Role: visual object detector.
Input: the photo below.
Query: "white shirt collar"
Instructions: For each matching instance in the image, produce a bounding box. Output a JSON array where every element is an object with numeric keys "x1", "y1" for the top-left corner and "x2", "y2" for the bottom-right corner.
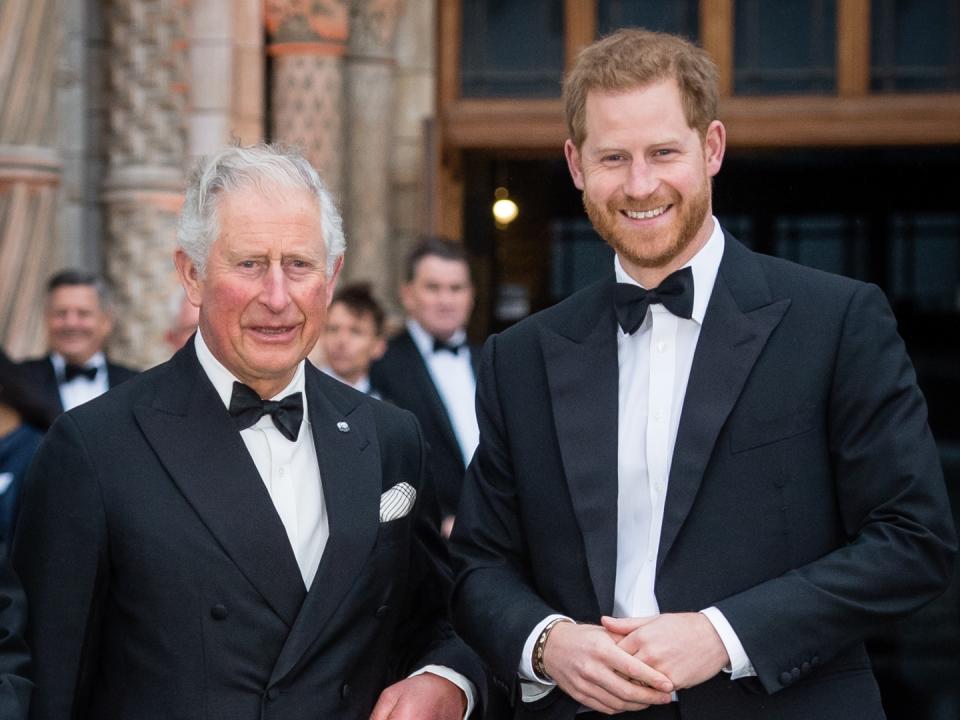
[
  {"x1": 406, "y1": 318, "x2": 467, "y2": 357},
  {"x1": 321, "y1": 366, "x2": 372, "y2": 394},
  {"x1": 193, "y1": 329, "x2": 307, "y2": 412},
  {"x1": 613, "y1": 215, "x2": 725, "y2": 325}
]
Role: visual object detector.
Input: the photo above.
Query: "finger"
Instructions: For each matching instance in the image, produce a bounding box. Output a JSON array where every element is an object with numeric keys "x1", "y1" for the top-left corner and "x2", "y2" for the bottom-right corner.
[
  {"x1": 369, "y1": 691, "x2": 398, "y2": 720},
  {"x1": 610, "y1": 649, "x2": 674, "y2": 694},
  {"x1": 601, "y1": 615, "x2": 657, "y2": 634}
]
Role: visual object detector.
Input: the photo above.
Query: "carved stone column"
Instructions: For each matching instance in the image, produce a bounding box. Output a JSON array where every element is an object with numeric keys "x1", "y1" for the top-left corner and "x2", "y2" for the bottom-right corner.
[
  {"x1": 101, "y1": 0, "x2": 189, "y2": 368},
  {"x1": 0, "y1": 0, "x2": 63, "y2": 356},
  {"x1": 342, "y1": 0, "x2": 403, "y2": 288},
  {"x1": 266, "y1": 0, "x2": 349, "y2": 201}
]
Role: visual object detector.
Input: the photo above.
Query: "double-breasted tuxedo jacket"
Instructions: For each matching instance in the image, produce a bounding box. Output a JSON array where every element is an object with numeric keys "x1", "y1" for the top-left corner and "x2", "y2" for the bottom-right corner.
[
  {"x1": 449, "y1": 234, "x2": 956, "y2": 720},
  {"x1": 12, "y1": 343, "x2": 484, "y2": 720},
  {"x1": 371, "y1": 331, "x2": 480, "y2": 518},
  {"x1": 17, "y1": 355, "x2": 137, "y2": 420}
]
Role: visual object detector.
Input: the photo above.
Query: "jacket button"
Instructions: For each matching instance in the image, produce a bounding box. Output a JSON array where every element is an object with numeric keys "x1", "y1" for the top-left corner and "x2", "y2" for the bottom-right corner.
[
  {"x1": 811, "y1": 655, "x2": 820, "y2": 666},
  {"x1": 266, "y1": 687, "x2": 280, "y2": 701},
  {"x1": 341, "y1": 683, "x2": 351, "y2": 700},
  {"x1": 801, "y1": 661, "x2": 811, "y2": 675},
  {"x1": 791, "y1": 667, "x2": 801, "y2": 681},
  {"x1": 210, "y1": 604, "x2": 228, "y2": 620},
  {"x1": 779, "y1": 671, "x2": 793, "y2": 686},
  {"x1": 375, "y1": 605, "x2": 389, "y2": 618}
]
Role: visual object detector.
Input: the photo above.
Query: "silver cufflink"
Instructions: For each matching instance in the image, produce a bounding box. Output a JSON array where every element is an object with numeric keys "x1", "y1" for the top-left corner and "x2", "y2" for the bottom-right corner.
[{"x1": 337, "y1": 421, "x2": 350, "y2": 433}]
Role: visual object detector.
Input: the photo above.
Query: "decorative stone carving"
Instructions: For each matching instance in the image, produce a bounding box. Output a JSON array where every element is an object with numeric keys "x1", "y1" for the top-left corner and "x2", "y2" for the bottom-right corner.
[
  {"x1": 101, "y1": 0, "x2": 189, "y2": 368},
  {"x1": 0, "y1": 0, "x2": 63, "y2": 356}
]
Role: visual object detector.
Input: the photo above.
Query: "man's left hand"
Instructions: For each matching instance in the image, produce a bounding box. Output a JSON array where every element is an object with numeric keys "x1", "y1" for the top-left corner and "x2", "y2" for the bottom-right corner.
[
  {"x1": 601, "y1": 613, "x2": 729, "y2": 691},
  {"x1": 370, "y1": 673, "x2": 467, "y2": 720}
]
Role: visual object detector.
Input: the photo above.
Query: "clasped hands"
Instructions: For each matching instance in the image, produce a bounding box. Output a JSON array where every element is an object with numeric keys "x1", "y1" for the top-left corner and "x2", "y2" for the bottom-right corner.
[{"x1": 542, "y1": 613, "x2": 730, "y2": 715}]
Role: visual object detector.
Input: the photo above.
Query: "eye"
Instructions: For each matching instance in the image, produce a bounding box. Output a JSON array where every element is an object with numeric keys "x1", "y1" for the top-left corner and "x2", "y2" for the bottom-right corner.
[
  {"x1": 653, "y1": 148, "x2": 676, "y2": 158},
  {"x1": 602, "y1": 153, "x2": 626, "y2": 163},
  {"x1": 238, "y1": 260, "x2": 258, "y2": 269}
]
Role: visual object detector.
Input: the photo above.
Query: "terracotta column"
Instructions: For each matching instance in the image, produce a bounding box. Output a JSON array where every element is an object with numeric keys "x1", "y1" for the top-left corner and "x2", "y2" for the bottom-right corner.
[
  {"x1": 342, "y1": 0, "x2": 404, "y2": 287},
  {"x1": 0, "y1": 0, "x2": 63, "y2": 356},
  {"x1": 265, "y1": 0, "x2": 349, "y2": 201},
  {"x1": 101, "y1": 0, "x2": 189, "y2": 368}
]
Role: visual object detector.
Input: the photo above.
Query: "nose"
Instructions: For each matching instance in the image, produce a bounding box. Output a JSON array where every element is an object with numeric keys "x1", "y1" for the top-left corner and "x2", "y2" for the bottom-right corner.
[
  {"x1": 622, "y1": 158, "x2": 659, "y2": 199},
  {"x1": 261, "y1": 263, "x2": 291, "y2": 312}
]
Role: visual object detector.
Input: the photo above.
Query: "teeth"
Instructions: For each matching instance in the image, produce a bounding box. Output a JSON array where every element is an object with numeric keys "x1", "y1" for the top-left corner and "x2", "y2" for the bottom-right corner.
[{"x1": 625, "y1": 206, "x2": 667, "y2": 220}]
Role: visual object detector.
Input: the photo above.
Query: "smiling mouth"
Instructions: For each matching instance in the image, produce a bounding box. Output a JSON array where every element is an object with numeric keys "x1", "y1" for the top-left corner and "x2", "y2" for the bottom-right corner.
[
  {"x1": 623, "y1": 205, "x2": 670, "y2": 220},
  {"x1": 251, "y1": 326, "x2": 295, "y2": 336}
]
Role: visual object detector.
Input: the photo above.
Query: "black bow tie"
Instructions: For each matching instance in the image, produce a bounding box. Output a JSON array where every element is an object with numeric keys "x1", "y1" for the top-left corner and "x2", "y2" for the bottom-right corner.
[
  {"x1": 228, "y1": 382, "x2": 303, "y2": 442},
  {"x1": 63, "y1": 363, "x2": 99, "y2": 382},
  {"x1": 433, "y1": 337, "x2": 464, "y2": 355},
  {"x1": 615, "y1": 266, "x2": 695, "y2": 334}
]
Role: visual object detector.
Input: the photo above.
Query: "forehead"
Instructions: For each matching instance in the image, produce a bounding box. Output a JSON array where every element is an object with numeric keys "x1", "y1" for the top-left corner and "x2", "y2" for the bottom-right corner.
[
  {"x1": 215, "y1": 186, "x2": 324, "y2": 253},
  {"x1": 412, "y1": 255, "x2": 471, "y2": 284},
  {"x1": 48, "y1": 285, "x2": 102, "y2": 311},
  {"x1": 583, "y1": 79, "x2": 690, "y2": 143},
  {"x1": 328, "y1": 302, "x2": 375, "y2": 327}
]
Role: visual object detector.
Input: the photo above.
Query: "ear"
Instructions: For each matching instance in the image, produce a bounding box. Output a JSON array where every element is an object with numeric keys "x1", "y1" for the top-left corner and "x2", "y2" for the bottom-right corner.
[
  {"x1": 703, "y1": 120, "x2": 726, "y2": 178},
  {"x1": 370, "y1": 336, "x2": 387, "y2": 362},
  {"x1": 564, "y1": 139, "x2": 586, "y2": 190},
  {"x1": 174, "y1": 249, "x2": 203, "y2": 307},
  {"x1": 325, "y1": 256, "x2": 344, "y2": 307},
  {"x1": 399, "y1": 282, "x2": 414, "y2": 314}
]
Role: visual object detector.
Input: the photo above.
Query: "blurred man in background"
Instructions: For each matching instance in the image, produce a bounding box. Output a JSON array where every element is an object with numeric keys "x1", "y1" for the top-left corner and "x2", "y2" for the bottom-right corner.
[{"x1": 321, "y1": 283, "x2": 386, "y2": 398}]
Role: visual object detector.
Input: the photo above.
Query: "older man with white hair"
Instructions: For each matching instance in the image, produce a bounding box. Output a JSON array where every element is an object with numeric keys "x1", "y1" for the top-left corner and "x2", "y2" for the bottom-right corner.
[{"x1": 12, "y1": 144, "x2": 485, "y2": 720}]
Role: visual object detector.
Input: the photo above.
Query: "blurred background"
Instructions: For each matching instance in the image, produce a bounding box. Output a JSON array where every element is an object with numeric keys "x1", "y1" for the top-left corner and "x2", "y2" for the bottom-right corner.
[{"x1": 0, "y1": 1, "x2": 957, "y2": 716}]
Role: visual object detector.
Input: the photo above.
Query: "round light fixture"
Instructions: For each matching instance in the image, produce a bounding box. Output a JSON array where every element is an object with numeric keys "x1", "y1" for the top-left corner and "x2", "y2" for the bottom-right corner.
[{"x1": 492, "y1": 186, "x2": 519, "y2": 227}]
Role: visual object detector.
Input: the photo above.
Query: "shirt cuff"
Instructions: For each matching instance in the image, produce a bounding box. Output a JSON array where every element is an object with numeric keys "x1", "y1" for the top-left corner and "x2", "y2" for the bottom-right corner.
[
  {"x1": 699, "y1": 607, "x2": 757, "y2": 680},
  {"x1": 411, "y1": 665, "x2": 477, "y2": 719},
  {"x1": 516, "y1": 613, "x2": 572, "y2": 702}
]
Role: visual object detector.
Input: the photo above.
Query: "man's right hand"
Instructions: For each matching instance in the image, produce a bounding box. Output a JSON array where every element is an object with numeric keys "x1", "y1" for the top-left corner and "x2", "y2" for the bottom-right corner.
[{"x1": 542, "y1": 621, "x2": 674, "y2": 714}]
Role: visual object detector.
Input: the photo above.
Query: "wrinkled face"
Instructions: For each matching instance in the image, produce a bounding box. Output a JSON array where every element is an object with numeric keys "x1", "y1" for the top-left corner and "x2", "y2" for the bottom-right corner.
[
  {"x1": 322, "y1": 302, "x2": 385, "y2": 385},
  {"x1": 46, "y1": 285, "x2": 113, "y2": 365},
  {"x1": 176, "y1": 186, "x2": 341, "y2": 398},
  {"x1": 564, "y1": 79, "x2": 725, "y2": 283},
  {"x1": 400, "y1": 256, "x2": 474, "y2": 342}
]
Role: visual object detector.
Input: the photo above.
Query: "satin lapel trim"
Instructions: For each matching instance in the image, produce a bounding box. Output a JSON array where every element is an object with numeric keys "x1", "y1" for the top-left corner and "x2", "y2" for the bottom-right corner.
[
  {"x1": 656, "y1": 268, "x2": 790, "y2": 574},
  {"x1": 270, "y1": 372, "x2": 379, "y2": 684},
  {"x1": 132, "y1": 354, "x2": 306, "y2": 627},
  {"x1": 540, "y1": 288, "x2": 620, "y2": 615},
  {"x1": 400, "y1": 333, "x2": 463, "y2": 464}
]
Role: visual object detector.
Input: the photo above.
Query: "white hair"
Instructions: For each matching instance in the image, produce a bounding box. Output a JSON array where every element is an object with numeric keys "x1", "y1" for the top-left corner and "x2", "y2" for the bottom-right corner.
[{"x1": 176, "y1": 144, "x2": 345, "y2": 277}]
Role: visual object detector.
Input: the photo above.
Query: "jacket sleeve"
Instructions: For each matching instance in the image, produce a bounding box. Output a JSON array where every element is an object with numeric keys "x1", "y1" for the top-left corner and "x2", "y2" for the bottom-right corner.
[
  {"x1": 11, "y1": 413, "x2": 110, "y2": 720},
  {"x1": 715, "y1": 282, "x2": 957, "y2": 693},
  {"x1": 0, "y1": 555, "x2": 32, "y2": 720}
]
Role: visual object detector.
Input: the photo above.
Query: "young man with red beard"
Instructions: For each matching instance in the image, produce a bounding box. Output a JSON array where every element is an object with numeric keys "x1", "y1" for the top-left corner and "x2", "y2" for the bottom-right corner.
[{"x1": 449, "y1": 28, "x2": 955, "y2": 720}]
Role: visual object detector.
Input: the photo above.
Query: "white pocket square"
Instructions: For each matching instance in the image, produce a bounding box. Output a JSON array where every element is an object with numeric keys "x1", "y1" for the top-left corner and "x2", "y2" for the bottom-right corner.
[{"x1": 379, "y1": 482, "x2": 416, "y2": 523}]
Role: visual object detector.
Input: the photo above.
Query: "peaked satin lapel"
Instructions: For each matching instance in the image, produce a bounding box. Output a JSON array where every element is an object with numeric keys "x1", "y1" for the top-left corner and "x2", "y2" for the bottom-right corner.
[
  {"x1": 270, "y1": 366, "x2": 380, "y2": 685},
  {"x1": 540, "y1": 278, "x2": 620, "y2": 615},
  {"x1": 398, "y1": 332, "x2": 462, "y2": 462},
  {"x1": 657, "y1": 238, "x2": 791, "y2": 573},
  {"x1": 132, "y1": 345, "x2": 306, "y2": 627}
]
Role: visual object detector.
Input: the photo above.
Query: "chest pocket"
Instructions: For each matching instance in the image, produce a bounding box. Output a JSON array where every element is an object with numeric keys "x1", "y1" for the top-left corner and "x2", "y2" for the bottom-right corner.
[{"x1": 730, "y1": 404, "x2": 818, "y2": 454}]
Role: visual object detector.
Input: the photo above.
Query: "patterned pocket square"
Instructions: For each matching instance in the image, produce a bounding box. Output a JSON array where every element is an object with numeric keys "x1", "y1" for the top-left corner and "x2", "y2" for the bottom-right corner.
[{"x1": 379, "y1": 482, "x2": 417, "y2": 522}]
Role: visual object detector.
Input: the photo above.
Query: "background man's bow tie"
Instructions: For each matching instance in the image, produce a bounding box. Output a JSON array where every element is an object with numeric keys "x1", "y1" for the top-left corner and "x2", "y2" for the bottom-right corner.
[{"x1": 63, "y1": 364, "x2": 98, "y2": 382}]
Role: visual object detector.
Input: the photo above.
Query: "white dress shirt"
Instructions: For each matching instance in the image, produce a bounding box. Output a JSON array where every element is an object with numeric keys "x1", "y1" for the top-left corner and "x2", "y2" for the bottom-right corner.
[
  {"x1": 195, "y1": 331, "x2": 328, "y2": 589},
  {"x1": 519, "y1": 219, "x2": 754, "y2": 701},
  {"x1": 320, "y1": 367, "x2": 380, "y2": 399},
  {"x1": 53, "y1": 351, "x2": 110, "y2": 411},
  {"x1": 195, "y1": 332, "x2": 476, "y2": 716},
  {"x1": 407, "y1": 319, "x2": 479, "y2": 467}
]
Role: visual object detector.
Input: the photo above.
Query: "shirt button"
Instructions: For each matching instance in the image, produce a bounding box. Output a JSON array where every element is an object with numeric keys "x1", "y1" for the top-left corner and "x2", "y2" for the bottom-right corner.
[
  {"x1": 652, "y1": 410, "x2": 662, "y2": 421},
  {"x1": 647, "y1": 551, "x2": 655, "y2": 562},
  {"x1": 654, "y1": 482, "x2": 665, "y2": 494},
  {"x1": 657, "y1": 341, "x2": 667, "y2": 352}
]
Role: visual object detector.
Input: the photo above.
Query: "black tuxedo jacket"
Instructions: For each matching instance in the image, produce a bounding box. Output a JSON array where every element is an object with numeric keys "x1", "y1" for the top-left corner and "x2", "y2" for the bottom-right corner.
[
  {"x1": 12, "y1": 343, "x2": 484, "y2": 720},
  {"x1": 449, "y1": 235, "x2": 956, "y2": 720},
  {"x1": 17, "y1": 355, "x2": 137, "y2": 419},
  {"x1": 0, "y1": 556, "x2": 31, "y2": 719},
  {"x1": 371, "y1": 330, "x2": 479, "y2": 518}
]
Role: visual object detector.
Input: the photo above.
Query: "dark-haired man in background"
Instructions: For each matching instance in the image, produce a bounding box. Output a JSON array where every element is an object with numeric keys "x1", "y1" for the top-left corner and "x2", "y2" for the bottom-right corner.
[
  {"x1": 321, "y1": 283, "x2": 387, "y2": 398},
  {"x1": 371, "y1": 238, "x2": 478, "y2": 537},
  {"x1": 18, "y1": 270, "x2": 136, "y2": 419}
]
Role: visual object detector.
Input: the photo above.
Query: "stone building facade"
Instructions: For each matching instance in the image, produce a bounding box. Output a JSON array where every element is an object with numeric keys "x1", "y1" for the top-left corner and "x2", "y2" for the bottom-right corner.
[{"x1": 0, "y1": 0, "x2": 435, "y2": 368}]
